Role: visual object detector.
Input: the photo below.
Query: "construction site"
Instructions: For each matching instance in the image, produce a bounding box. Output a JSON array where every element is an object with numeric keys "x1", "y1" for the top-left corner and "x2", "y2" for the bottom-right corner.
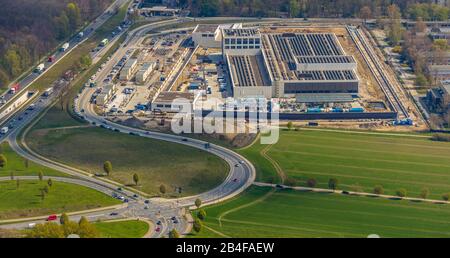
[{"x1": 86, "y1": 21, "x2": 427, "y2": 132}]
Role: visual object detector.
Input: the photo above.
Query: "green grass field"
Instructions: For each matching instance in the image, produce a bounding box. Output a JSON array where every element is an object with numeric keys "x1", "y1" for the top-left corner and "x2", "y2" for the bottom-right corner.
[
  {"x1": 26, "y1": 124, "x2": 228, "y2": 197},
  {"x1": 0, "y1": 180, "x2": 120, "y2": 220},
  {"x1": 21, "y1": 1, "x2": 228, "y2": 197},
  {"x1": 240, "y1": 129, "x2": 450, "y2": 199},
  {"x1": 31, "y1": 106, "x2": 84, "y2": 130},
  {"x1": 191, "y1": 186, "x2": 450, "y2": 238},
  {"x1": 0, "y1": 142, "x2": 67, "y2": 178},
  {"x1": 95, "y1": 220, "x2": 149, "y2": 238}
]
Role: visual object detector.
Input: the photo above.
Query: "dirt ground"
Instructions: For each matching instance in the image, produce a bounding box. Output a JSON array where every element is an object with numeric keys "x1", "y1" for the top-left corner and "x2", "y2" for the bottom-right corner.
[
  {"x1": 258, "y1": 25, "x2": 428, "y2": 131},
  {"x1": 114, "y1": 116, "x2": 257, "y2": 148},
  {"x1": 260, "y1": 25, "x2": 387, "y2": 111},
  {"x1": 281, "y1": 120, "x2": 427, "y2": 132}
]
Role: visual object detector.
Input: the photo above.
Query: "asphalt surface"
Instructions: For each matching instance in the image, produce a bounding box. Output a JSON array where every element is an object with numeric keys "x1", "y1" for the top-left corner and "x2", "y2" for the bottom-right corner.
[
  {"x1": 0, "y1": 0, "x2": 129, "y2": 114},
  {"x1": 0, "y1": 16, "x2": 259, "y2": 237}
]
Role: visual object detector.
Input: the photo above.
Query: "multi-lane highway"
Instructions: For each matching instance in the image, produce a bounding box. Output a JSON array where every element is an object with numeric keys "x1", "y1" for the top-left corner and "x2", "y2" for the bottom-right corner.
[
  {"x1": 0, "y1": 16, "x2": 258, "y2": 237},
  {"x1": 0, "y1": 0, "x2": 129, "y2": 116},
  {"x1": 0, "y1": 13, "x2": 375, "y2": 237}
]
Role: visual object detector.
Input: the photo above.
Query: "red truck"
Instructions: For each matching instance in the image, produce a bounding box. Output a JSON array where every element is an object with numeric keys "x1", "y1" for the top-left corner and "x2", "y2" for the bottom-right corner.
[
  {"x1": 10, "y1": 83, "x2": 20, "y2": 94},
  {"x1": 46, "y1": 214, "x2": 57, "y2": 221}
]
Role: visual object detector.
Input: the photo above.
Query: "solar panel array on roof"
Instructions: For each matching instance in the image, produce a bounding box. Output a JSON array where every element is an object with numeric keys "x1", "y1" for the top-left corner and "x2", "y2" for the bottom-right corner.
[
  {"x1": 223, "y1": 28, "x2": 260, "y2": 37},
  {"x1": 268, "y1": 33, "x2": 344, "y2": 61},
  {"x1": 260, "y1": 32, "x2": 358, "y2": 83},
  {"x1": 295, "y1": 70, "x2": 357, "y2": 81},
  {"x1": 230, "y1": 56, "x2": 256, "y2": 87},
  {"x1": 290, "y1": 35, "x2": 313, "y2": 56},
  {"x1": 296, "y1": 93, "x2": 355, "y2": 103},
  {"x1": 297, "y1": 56, "x2": 355, "y2": 64},
  {"x1": 229, "y1": 55, "x2": 270, "y2": 87}
]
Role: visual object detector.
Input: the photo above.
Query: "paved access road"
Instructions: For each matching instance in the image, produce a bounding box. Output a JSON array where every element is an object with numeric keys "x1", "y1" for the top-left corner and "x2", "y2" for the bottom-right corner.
[
  {"x1": 0, "y1": 15, "x2": 371, "y2": 237},
  {"x1": 0, "y1": 17, "x2": 259, "y2": 238},
  {"x1": 0, "y1": 0, "x2": 129, "y2": 114}
]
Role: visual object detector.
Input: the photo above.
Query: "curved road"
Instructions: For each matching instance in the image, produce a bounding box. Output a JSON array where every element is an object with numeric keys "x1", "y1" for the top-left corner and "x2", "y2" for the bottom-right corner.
[
  {"x1": 0, "y1": 17, "x2": 259, "y2": 237},
  {"x1": 2, "y1": 12, "x2": 364, "y2": 236}
]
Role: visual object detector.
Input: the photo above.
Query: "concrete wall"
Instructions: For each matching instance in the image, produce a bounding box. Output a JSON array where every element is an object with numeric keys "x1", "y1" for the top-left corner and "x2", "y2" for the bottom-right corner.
[
  {"x1": 192, "y1": 33, "x2": 221, "y2": 48},
  {"x1": 233, "y1": 86, "x2": 273, "y2": 99},
  {"x1": 283, "y1": 81, "x2": 359, "y2": 96}
]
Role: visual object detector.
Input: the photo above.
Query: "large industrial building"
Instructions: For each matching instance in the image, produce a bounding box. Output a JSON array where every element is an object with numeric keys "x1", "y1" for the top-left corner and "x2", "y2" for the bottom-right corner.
[
  {"x1": 192, "y1": 23, "x2": 242, "y2": 49},
  {"x1": 193, "y1": 24, "x2": 360, "y2": 100}
]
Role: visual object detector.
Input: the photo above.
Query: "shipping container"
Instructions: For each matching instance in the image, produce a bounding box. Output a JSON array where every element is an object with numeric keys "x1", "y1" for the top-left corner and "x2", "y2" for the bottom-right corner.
[
  {"x1": 307, "y1": 108, "x2": 323, "y2": 113},
  {"x1": 349, "y1": 107, "x2": 364, "y2": 113}
]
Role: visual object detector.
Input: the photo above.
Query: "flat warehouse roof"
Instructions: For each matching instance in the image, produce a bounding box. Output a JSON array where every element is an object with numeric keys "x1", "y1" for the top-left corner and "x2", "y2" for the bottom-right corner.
[
  {"x1": 296, "y1": 55, "x2": 355, "y2": 64},
  {"x1": 296, "y1": 93, "x2": 355, "y2": 103},
  {"x1": 267, "y1": 33, "x2": 344, "y2": 61},
  {"x1": 153, "y1": 92, "x2": 194, "y2": 102},
  {"x1": 123, "y1": 58, "x2": 137, "y2": 69},
  {"x1": 194, "y1": 24, "x2": 219, "y2": 33},
  {"x1": 261, "y1": 32, "x2": 358, "y2": 82},
  {"x1": 194, "y1": 24, "x2": 239, "y2": 34},
  {"x1": 228, "y1": 54, "x2": 271, "y2": 87},
  {"x1": 223, "y1": 28, "x2": 260, "y2": 37},
  {"x1": 295, "y1": 70, "x2": 357, "y2": 81}
]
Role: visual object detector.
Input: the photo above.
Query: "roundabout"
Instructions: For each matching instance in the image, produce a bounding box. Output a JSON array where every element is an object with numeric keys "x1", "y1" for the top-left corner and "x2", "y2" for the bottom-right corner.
[{"x1": 0, "y1": 18, "x2": 258, "y2": 238}]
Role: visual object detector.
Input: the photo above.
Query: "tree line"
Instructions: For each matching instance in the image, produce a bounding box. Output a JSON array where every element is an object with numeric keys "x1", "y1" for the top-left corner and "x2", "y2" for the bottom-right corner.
[
  {"x1": 0, "y1": 0, "x2": 111, "y2": 90},
  {"x1": 178, "y1": 0, "x2": 449, "y2": 20}
]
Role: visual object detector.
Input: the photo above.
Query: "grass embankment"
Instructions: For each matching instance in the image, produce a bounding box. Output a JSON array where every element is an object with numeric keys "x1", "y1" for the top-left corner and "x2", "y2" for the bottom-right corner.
[
  {"x1": 191, "y1": 186, "x2": 450, "y2": 238},
  {"x1": 26, "y1": 124, "x2": 228, "y2": 197},
  {"x1": 22, "y1": 1, "x2": 228, "y2": 197},
  {"x1": 0, "y1": 142, "x2": 67, "y2": 178},
  {"x1": 0, "y1": 180, "x2": 120, "y2": 220},
  {"x1": 95, "y1": 220, "x2": 149, "y2": 238},
  {"x1": 242, "y1": 129, "x2": 450, "y2": 199}
]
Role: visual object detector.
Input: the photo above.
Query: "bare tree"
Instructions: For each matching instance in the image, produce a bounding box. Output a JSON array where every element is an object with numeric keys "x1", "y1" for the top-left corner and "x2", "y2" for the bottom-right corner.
[{"x1": 359, "y1": 6, "x2": 372, "y2": 23}]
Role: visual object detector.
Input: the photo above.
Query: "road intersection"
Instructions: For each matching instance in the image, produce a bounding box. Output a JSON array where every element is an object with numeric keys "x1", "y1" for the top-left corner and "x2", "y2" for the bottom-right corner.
[{"x1": 0, "y1": 13, "x2": 258, "y2": 237}]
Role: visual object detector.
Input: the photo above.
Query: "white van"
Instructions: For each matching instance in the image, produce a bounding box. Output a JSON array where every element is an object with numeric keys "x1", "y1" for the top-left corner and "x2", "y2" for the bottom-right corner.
[{"x1": 1, "y1": 127, "x2": 9, "y2": 134}]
